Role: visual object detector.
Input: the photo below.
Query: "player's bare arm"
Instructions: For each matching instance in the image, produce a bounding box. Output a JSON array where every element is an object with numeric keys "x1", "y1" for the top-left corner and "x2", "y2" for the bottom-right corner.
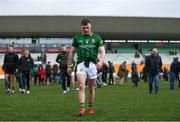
[
  {"x1": 67, "y1": 47, "x2": 76, "y2": 75},
  {"x1": 96, "y1": 46, "x2": 105, "y2": 70}
]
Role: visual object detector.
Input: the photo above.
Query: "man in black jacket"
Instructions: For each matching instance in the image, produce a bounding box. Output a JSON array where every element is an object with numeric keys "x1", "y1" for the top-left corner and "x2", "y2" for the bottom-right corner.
[
  {"x1": 18, "y1": 48, "x2": 34, "y2": 94},
  {"x1": 145, "y1": 48, "x2": 162, "y2": 94},
  {"x1": 3, "y1": 46, "x2": 19, "y2": 93},
  {"x1": 56, "y1": 45, "x2": 70, "y2": 93},
  {"x1": 175, "y1": 60, "x2": 180, "y2": 87},
  {"x1": 45, "y1": 61, "x2": 52, "y2": 84}
]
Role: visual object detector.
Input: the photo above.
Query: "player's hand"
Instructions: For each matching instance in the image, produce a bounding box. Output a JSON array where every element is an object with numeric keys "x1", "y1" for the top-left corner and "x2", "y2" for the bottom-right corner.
[{"x1": 96, "y1": 61, "x2": 103, "y2": 70}]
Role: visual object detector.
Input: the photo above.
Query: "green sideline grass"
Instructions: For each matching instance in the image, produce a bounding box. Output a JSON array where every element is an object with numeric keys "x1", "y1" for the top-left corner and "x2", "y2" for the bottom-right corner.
[{"x1": 0, "y1": 80, "x2": 180, "y2": 121}]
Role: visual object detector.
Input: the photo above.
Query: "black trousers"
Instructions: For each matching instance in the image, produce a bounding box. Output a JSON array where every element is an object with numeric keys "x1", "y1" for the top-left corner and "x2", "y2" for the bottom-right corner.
[
  {"x1": 17, "y1": 72, "x2": 22, "y2": 89},
  {"x1": 109, "y1": 73, "x2": 114, "y2": 84},
  {"x1": 20, "y1": 71, "x2": 30, "y2": 90},
  {"x1": 45, "y1": 73, "x2": 52, "y2": 84},
  {"x1": 61, "y1": 71, "x2": 70, "y2": 91},
  {"x1": 34, "y1": 75, "x2": 38, "y2": 85}
]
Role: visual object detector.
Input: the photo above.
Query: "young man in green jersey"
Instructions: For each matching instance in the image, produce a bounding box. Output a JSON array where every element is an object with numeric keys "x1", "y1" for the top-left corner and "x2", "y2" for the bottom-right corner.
[{"x1": 67, "y1": 19, "x2": 105, "y2": 116}]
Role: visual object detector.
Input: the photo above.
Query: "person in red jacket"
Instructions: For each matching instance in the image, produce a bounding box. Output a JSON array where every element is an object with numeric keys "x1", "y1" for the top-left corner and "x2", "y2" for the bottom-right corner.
[{"x1": 38, "y1": 65, "x2": 45, "y2": 86}]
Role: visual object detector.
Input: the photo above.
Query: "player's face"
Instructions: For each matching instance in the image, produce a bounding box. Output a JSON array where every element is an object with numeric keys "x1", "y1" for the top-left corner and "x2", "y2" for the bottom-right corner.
[{"x1": 81, "y1": 23, "x2": 92, "y2": 35}]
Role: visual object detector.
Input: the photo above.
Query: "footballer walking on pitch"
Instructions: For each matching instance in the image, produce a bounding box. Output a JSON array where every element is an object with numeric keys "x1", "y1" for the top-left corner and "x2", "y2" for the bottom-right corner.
[{"x1": 67, "y1": 19, "x2": 105, "y2": 116}]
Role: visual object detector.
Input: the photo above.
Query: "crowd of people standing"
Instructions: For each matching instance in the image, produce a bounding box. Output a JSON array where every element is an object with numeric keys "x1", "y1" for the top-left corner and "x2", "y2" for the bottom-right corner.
[
  {"x1": 2, "y1": 45, "x2": 180, "y2": 118},
  {"x1": 2, "y1": 46, "x2": 180, "y2": 95}
]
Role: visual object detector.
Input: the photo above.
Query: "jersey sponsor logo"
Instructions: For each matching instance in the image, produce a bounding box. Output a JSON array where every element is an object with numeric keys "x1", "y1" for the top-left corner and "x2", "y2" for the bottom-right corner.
[
  {"x1": 80, "y1": 45, "x2": 96, "y2": 48},
  {"x1": 79, "y1": 40, "x2": 83, "y2": 43}
]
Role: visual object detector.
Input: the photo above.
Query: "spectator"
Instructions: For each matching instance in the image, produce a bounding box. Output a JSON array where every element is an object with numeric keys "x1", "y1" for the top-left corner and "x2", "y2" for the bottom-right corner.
[
  {"x1": 125, "y1": 69, "x2": 129, "y2": 82},
  {"x1": 135, "y1": 51, "x2": 140, "y2": 58},
  {"x1": 3, "y1": 46, "x2": 19, "y2": 93},
  {"x1": 169, "y1": 57, "x2": 178, "y2": 90},
  {"x1": 117, "y1": 61, "x2": 127, "y2": 86},
  {"x1": 108, "y1": 61, "x2": 115, "y2": 85},
  {"x1": 145, "y1": 48, "x2": 162, "y2": 94},
  {"x1": 52, "y1": 64, "x2": 59, "y2": 83},
  {"x1": 175, "y1": 61, "x2": 180, "y2": 88},
  {"x1": 56, "y1": 44, "x2": 70, "y2": 93},
  {"x1": 32, "y1": 64, "x2": 39, "y2": 85},
  {"x1": 102, "y1": 63, "x2": 108, "y2": 86},
  {"x1": 163, "y1": 67, "x2": 169, "y2": 81},
  {"x1": 18, "y1": 48, "x2": 34, "y2": 94},
  {"x1": 38, "y1": 65, "x2": 45, "y2": 86},
  {"x1": 45, "y1": 61, "x2": 52, "y2": 84},
  {"x1": 131, "y1": 61, "x2": 139, "y2": 87}
]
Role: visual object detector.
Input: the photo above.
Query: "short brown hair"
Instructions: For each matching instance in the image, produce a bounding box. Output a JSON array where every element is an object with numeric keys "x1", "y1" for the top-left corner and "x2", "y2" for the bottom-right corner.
[
  {"x1": 81, "y1": 19, "x2": 91, "y2": 25},
  {"x1": 22, "y1": 48, "x2": 29, "y2": 52}
]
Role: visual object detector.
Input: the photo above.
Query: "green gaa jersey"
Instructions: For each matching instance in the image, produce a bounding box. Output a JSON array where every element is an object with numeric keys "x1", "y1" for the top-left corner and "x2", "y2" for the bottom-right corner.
[{"x1": 72, "y1": 33, "x2": 104, "y2": 64}]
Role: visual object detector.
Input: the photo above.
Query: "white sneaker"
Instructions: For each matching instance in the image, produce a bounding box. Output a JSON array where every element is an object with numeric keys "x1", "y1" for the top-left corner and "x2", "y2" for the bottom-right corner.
[
  {"x1": 63, "y1": 90, "x2": 67, "y2": 94},
  {"x1": 6, "y1": 88, "x2": 10, "y2": 93},
  {"x1": 22, "y1": 89, "x2": 26, "y2": 94},
  {"x1": 19, "y1": 88, "x2": 22, "y2": 92},
  {"x1": 11, "y1": 90, "x2": 15, "y2": 94},
  {"x1": 26, "y1": 90, "x2": 30, "y2": 94},
  {"x1": 103, "y1": 83, "x2": 107, "y2": 86}
]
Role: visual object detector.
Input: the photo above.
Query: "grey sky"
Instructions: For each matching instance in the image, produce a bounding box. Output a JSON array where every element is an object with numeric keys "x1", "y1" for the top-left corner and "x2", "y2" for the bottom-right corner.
[{"x1": 0, "y1": 0, "x2": 180, "y2": 18}]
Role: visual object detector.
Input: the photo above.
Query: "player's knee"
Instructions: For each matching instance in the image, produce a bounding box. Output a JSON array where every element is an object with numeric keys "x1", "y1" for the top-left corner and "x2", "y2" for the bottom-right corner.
[
  {"x1": 79, "y1": 84, "x2": 85, "y2": 91},
  {"x1": 89, "y1": 86, "x2": 94, "y2": 92}
]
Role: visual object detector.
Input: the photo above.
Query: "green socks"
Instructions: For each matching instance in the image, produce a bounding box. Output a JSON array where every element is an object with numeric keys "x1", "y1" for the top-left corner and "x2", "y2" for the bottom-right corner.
[
  {"x1": 88, "y1": 102, "x2": 93, "y2": 108},
  {"x1": 80, "y1": 102, "x2": 93, "y2": 108},
  {"x1": 80, "y1": 103, "x2": 85, "y2": 108}
]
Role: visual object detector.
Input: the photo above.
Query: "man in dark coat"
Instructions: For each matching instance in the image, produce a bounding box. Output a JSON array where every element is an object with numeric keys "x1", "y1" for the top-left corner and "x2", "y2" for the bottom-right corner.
[
  {"x1": 18, "y1": 48, "x2": 34, "y2": 94},
  {"x1": 56, "y1": 45, "x2": 70, "y2": 93},
  {"x1": 145, "y1": 48, "x2": 162, "y2": 94},
  {"x1": 3, "y1": 46, "x2": 19, "y2": 93}
]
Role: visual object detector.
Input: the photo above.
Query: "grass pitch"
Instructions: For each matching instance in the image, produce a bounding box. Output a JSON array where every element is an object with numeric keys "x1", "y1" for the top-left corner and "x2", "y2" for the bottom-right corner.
[{"x1": 0, "y1": 80, "x2": 180, "y2": 121}]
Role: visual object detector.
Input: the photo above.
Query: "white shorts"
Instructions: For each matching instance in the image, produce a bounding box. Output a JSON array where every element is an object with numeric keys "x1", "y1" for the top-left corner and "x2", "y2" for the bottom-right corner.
[{"x1": 76, "y1": 61, "x2": 97, "y2": 79}]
